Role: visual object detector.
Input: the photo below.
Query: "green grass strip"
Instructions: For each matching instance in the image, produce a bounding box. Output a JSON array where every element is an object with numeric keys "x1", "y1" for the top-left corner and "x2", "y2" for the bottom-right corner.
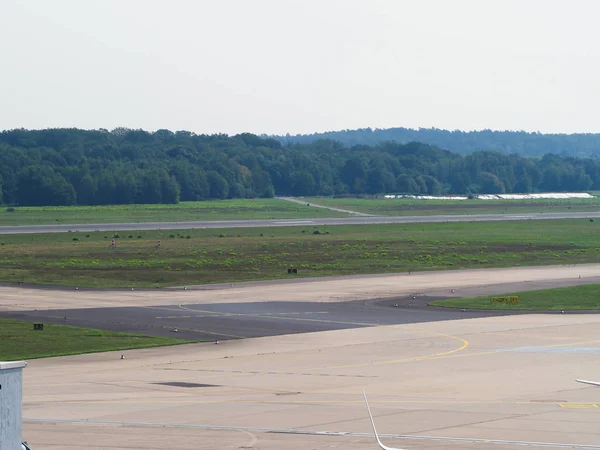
[
  {"x1": 430, "y1": 284, "x2": 600, "y2": 310},
  {"x1": 0, "y1": 198, "x2": 345, "y2": 226},
  {"x1": 0, "y1": 219, "x2": 599, "y2": 288},
  {"x1": 0, "y1": 319, "x2": 190, "y2": 360}
]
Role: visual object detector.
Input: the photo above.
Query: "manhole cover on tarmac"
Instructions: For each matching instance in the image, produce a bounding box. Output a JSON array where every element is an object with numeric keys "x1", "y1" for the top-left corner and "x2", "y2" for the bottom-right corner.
[{"x1": 153, "y1": 382, "x2": 220, "y2": 388}]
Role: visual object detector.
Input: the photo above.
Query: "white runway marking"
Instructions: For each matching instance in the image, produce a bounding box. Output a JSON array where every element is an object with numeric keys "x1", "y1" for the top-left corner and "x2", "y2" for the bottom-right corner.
[{"x1": 25, "y1": 418, "x2": 600, "y2": 449}]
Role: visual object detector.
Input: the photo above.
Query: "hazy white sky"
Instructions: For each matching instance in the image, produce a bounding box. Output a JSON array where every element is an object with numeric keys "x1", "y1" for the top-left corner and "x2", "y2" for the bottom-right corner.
[{"x1": 1, "y1": 0, "x2": 599, "y2": 135}]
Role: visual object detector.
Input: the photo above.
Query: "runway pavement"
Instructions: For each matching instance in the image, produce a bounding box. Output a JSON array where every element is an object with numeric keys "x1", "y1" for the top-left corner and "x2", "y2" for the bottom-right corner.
[
  {"x1": 2, "y1": 210, "x2": 600, "y2": 234},
  {"x1": 1, "y1": 298, "x2": 502, "y2": 341},
  {"x1": 2, "y1": 263, "x2": 599, "y2": 312},
  {"x1": 6, "y1": 264, "x2": 600, "y2": 449},
  {"x1": 21, "y1": 313, "x2": 600, "y2": 450}
]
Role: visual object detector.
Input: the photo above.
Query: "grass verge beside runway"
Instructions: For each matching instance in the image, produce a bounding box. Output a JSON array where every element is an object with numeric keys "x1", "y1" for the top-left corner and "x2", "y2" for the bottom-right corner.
[
  {"x1": 0, "y1": 318, "x2": 190, "y2": 360},
  {"x1": 430, "y1": 284, "x2": 600, "y2": 310},
  {"x1": 302, "y1": 196, "x2": 600, "y2": 216},
  {"x1": 1, "y1": 219, "x2": 600, "y2": 288},
  {"x1": 0, "y1": 198, "x2": 345, "y2": 226}
]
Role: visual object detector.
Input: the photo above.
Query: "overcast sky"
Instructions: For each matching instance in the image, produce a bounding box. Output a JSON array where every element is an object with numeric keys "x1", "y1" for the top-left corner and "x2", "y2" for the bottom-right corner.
[{"x1": 1, "y1": 0, "x2": 598, "y2": 135}]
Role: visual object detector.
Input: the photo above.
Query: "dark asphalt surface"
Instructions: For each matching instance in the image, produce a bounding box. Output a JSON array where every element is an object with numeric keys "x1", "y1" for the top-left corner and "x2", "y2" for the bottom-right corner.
[
  {"x1": 2, "y1": 211, "x2": 600, "y2": 234},
  {"x1": 1, "y1": 298, "x2": 507, "y2": 342}
]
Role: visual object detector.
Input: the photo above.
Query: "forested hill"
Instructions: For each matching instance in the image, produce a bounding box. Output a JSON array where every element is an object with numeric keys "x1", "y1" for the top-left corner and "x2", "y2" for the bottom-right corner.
[
  {"x1": 1, "y1": 128, "x2": 599, "y2": 207},
  {"x1": 276, "y1": 128, "x2": 600, "y2": 158}
]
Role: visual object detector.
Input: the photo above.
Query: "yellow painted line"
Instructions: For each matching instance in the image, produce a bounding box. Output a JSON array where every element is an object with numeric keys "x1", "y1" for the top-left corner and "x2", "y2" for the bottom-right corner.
[
  {"x1": 177, "y1": 304, "x2": 377, "y2": 327},
  {"x1": 327, "y1": 338, "x2": 600, "y2": 371},
  {"x1": 559, "y1": 403, "x2": 599, "y2": 409},
  {"x1": 312, "y1": 336, "x2": 600, "y2": 372},
  {"x1": 321, "y1": 331, "x2": 469, "y2": 370},
  {"x1": 424, "y1": 338, "x2": 600, "y2": 364}
]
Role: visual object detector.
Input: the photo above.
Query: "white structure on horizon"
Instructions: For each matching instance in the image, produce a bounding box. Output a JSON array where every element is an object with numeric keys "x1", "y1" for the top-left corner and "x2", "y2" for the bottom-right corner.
[
  {"x1": 0, "y1": 361, "x2": 27, "y2": 450},
  {"x1": 384, "y1": 192, "x2": 595, "y2": 200}
]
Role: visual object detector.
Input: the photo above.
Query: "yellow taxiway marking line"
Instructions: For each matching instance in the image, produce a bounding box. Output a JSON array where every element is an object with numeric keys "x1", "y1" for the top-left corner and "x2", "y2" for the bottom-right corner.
[
  {"x1": 176, "y1": 304, "x2": 472, "y2": 369},
  {"x1": 312, "y1": 337, "x2": 600, "y2": 372},
  {"x1": 175, "y1": 304, "x2": 378, "y2": 327},
  {"x1": 323, "y1": 332, "x2": 469, "y2": 370},
  {"x1": 559, "y1": 403, "x2": 599, "y2": 409},
  {"x1": 419, "y1": 338, "x2": 600, "y2": 364},
  {"x1": 326, "y1": 338, "x2": 600, "y2": 371}
]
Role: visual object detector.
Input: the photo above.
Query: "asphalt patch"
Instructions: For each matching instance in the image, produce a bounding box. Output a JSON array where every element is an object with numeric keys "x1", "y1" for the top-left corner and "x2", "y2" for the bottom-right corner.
[{"x1": 0, "y1": 299, "x2": 506, "y2": 342}]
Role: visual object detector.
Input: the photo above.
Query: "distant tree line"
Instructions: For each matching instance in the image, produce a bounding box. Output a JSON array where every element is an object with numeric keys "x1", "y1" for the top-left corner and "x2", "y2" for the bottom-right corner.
[
  {"x1": 276, "y1": 127, "x2": 600, "y2": 158},
  {"x1": 0, "y1": 128, "x2": 599, "y2": 206}
]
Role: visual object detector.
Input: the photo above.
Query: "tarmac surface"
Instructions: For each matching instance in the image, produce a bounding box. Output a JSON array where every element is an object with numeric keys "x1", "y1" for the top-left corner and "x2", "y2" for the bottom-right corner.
[
  {"x1": 2, "y1": 210, "x2": 600, "y2": 234},
  {"x1": 4, "y1": 264, "x2": 600, "y2": 449},
  {"x1": 2, "y1": 299, "x2": 500, "y2": 341}
]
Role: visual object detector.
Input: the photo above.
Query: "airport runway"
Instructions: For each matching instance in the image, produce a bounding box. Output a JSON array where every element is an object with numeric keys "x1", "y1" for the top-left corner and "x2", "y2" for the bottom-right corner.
[
  {"x1": 21, "y1": 313, "x2": 600, "y2": 450},
  {"x1": 2, "y1": 211, "x2": 600, "y2": 234},
  {"x1": 3, "y1": 272, "x2": 597, "y2": 342},
  {"x1": 2, "y1": 263, "x2": 599, "y2": 312},
  {"x1": 7, "y1": 264, "x2": 600, "y2": 449}
]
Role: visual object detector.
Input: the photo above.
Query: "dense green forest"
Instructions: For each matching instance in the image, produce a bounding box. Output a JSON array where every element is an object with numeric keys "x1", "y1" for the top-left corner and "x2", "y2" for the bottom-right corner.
[
  {"x1": 0, "y1": 128, "x2": 599, "y2": 206},
  {"x1": 277, "y1": 127, "x2": 600, "y2": 158}
]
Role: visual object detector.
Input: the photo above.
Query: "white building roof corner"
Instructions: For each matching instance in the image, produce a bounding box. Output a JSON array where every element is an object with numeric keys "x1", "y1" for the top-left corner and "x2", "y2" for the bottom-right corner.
[{"x1": 0, "y1": 361, "x2": 27, "y2": 370}]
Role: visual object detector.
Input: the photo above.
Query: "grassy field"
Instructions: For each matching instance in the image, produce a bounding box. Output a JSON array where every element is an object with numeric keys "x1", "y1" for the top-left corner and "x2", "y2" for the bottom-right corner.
[
  {"x1": 0, "y1": 318, "x2": 189, "y2": 360},
  {"x1": 430, "y1": 284, "x2": 600, "y2": 310},
  {"x1": 1, "y1": 219, "x2": 600, "y2": 288},
  {"x1": 0, "y1": 198, "x2": 346, "y2": 226},
  {"x1": 302, "y1": 196, "x2": 600, "y2": 216}
]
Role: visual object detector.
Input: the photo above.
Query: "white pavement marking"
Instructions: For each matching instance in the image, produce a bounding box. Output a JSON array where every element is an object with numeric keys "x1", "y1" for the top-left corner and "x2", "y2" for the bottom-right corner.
[{"x1": 24, "y1": 418, "x2": 600, "y2": 449}]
